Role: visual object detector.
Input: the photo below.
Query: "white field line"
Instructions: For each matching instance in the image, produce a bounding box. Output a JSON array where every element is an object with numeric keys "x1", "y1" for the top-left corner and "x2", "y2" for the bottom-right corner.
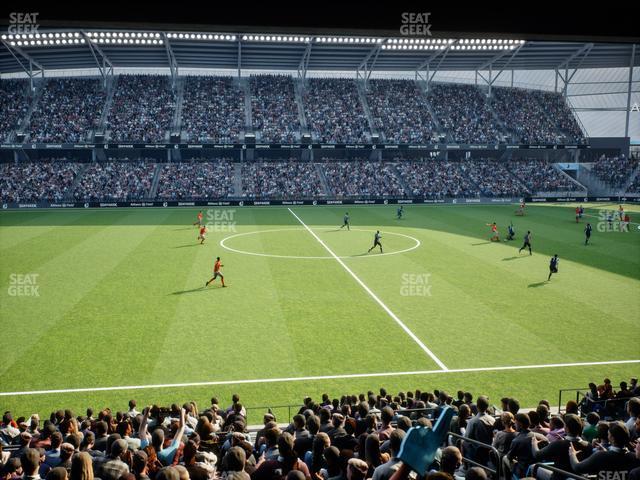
[
  {"x1": 287, "y1": 208, "x2": 449, "y2": 370},
  {"x1": 2, "y1": 359, "x2": 638, "y2": 397}
]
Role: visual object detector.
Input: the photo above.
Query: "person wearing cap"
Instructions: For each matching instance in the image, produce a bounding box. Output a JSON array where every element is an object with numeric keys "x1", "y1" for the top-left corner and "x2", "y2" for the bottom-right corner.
[{"x1": 97, "y1": 439, "x2": 130, "y2": 480}]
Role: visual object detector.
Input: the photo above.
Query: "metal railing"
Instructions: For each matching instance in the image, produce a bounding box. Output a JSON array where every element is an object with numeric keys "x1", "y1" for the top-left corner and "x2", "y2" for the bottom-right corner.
[
  {"x1": 244, "y1": 404, "x2": 303, "y2": 425},
  {"x1": 449, "y1": 432, "x2": 502, "y2": 479},
  {"x1": 530, "y1": 463, "x2": 591, "y2": 480}
]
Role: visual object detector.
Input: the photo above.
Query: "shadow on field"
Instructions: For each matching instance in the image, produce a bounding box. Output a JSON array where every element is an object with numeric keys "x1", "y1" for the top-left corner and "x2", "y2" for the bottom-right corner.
[
  {"x1": 471, "y1": 241, "x2": 492, "y2": 246},
  {"x1": 173, "y1": 243, "x2": 200, "y2": 249},
  {"x1": 528, "y1": 281, "x2": 547, "y2": 288},
  {"x1": 173, "y1": 227, "x2": 194, "y2": 231},
  {"x1": 170, "y1": 286, "x2": 211, "y2": 295},
  {"x1": 503, "y1": 256, "x2": 526, "y2": 261}
]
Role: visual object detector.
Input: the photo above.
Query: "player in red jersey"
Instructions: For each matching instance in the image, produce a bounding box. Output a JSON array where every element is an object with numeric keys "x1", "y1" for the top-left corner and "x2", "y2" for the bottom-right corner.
[
  {"x1": 194, "y1": 211, "x2": 203, "y2": 227},
  {"x1": 575, "y1": 206, "x2": 580, "y2": 223},
  {"x1": 205, "y1": 257, "x2": 226, "y2": 288},
  {"x1": 486, "y1": 222, "x2": 500, "y2": 242},
  {"x1": 197, "y1": 225, "x2": 207, "y2": 244}
]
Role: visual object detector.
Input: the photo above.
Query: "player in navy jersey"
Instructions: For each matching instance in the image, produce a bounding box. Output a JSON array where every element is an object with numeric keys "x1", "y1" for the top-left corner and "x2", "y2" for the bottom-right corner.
[
  {"x1": 584, "y1": 223, "x2": 592, "y2": 245},
  {"x1": 368, "y1": 230, "x2": 383, "y2": 253},
  {"x1": 548, "y1": 254, "x2": 559, "y2": 281},
  {"x1": 340, "y1": 212, "x2": 350, "y2": 230},
  {"x1": 519, "y1": 230, "x2": 532, "y2": 255}
]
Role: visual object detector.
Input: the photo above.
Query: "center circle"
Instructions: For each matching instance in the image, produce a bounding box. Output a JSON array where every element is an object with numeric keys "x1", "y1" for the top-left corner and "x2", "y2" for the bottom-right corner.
[{"x1": 219, "y1": 228, "x2": 421, "y2": 260}]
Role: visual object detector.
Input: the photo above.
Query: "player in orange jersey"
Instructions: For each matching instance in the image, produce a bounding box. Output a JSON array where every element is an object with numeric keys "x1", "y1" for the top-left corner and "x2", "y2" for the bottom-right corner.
[
  {"x1": 197, "y1": 225, "x2": 207, "y2": 244},
  {"x1": 205, "y1": 257, "x2": 226, "y2": 288}
]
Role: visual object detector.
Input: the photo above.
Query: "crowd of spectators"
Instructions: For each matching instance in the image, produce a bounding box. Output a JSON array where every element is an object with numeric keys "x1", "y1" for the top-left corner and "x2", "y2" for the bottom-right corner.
[
  {"x1": 28, "y1": 78, "x2": 106, "y2": 143},
  {"x1": 321, "y1": 161, "x2": 406, "y2": 197},
  {"x1": 396, "y1": 161, "x2": 480, "y2": 198},
  {"x1": 107, "y1": 75, "x2": 175, "y2": 143},
  {"x1": 461, "y1": 161, "x2": 529, "y2": 197},
  {"x1": 366, "y1": 80, "x2": 437, "y2": 144},
  {"x1": 429, "y1": 84, "x2": 502, "y2": 144},
  {"x1": 626, "y1": 175, "x2": 640, "y2": 194},
  {"x1": 242, "y1": 162, "x2": 325, "y2": 199},
  {"x1": 539, "y1": 91, "x2": 585, "y2": 144},
  {"x1": 0, "y1": 161, "x2": 79, "y2": 203},
  {"x1": 303, "y1": 79, "x2": 370, "y2": 143},
  {"x1": 181, "y1": 76, "x2": 245, "y2": 144},
  {"x1": 73, "y1": 161, "x2": 156, "y2": 201},
  {"x1": 156, "y1": 160, "x2": 234, "y2": 200},
  {"x1": 591, "y1": 155, "x2": 639, "y2": 189},
  {"x1": 507, "y1": 160, "x2": 584, "y2": 193},
  {"x1": 0, "y1": 79, "x2": 30, "y2": 142},
  {"x1": 1, "y1": 378, "x2": 637, "y2": 480},
  {"x1": 250, "y1": 75, "x2": 299, "y2": 143},
  {"x1": 491, "y1": 88, "x2": 563, "y2": 144}
]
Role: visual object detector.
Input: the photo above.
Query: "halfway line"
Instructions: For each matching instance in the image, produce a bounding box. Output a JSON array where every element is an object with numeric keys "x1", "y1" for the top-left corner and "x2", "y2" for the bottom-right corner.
[{"x1": 287, "y1": 207, "x2": 448, "y2": 371}]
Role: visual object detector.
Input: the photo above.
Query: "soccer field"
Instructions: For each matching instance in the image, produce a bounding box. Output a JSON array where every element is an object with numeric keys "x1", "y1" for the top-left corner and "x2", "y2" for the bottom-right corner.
[{"x1": 1, "y1": 204, "x2": 639, "y2": 419}]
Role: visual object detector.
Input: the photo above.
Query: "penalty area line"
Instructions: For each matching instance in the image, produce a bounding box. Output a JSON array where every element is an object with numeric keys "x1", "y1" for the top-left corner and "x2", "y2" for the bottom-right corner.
[
  {"x1": 287, "y1": 207, "x2": 448, "y2": 370},
  {"x1": 1, "y1": 359, "x2": 638, "y2": 397}
]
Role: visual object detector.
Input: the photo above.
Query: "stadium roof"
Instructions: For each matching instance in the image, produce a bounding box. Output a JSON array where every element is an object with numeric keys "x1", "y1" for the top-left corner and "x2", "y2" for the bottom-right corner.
[{"x1": 0, "y1": 29, "x2": 638, "y2": 76}]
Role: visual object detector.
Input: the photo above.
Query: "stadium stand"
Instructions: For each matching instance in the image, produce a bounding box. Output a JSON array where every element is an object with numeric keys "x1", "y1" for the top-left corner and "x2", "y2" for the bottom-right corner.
[
  {"x1": 321, "y1": 161, "x2": 406, "y2": 197},
  {"x1": 107, "y1": 75, "x2": 175, "y2": 143},
  {"x1": 242, "y1": 161, "x2": 325, "y2": 199},
  {"x1": 73, "y1": 161, "x2": 156, "y2": 201},
  {"x1": 0, "y1": 161, "x2": 79, "y2": 202},
  {"x1": 461, "y1": 160, "x2": 529, "y2": 197},
  {"x1": 303, "y1": 78, "x2": 370, "y2": 143},
  {"x1": 591, "y1": 155, "x2": 640, "y2": 189},
  {"x1": 491, "y1": 87, "x2": 564, "y2": 144},
  {"x1": 28, "y1": 78, "x2": 106, "y2": 143},
  {"x1": 0, "y1": 380, "x2": 638, "y2": 480},
  {"x1": 365, "y1": 79, "x2": 437, "y2": 144},
  {"x1": 506, "y1": 160, "x2": 584, "y2": 193},
  {"x1": 250, "y1": 75, "x2": 300, "y2": 143},
  {"x1": 156, "y1": 160, "x2": 235, "y2": 200},
  {"x1": 428, "y1": 83, "x2": 502, "y2": 144},
  {"x1": 0, "y1": 79, "x2": 30, "y2": 142},
  {"x1": 181, "y1": 76, "x2": 245, "y2": 143},
  {"x1": 396, "y1": 161, "x2": 480, "y2": 198}
]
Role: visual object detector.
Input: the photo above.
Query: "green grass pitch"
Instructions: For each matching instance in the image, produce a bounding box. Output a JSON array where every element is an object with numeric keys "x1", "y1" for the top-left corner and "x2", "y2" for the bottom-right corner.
[{"x1": 1, "y1": 203, "x2": 639, "y2": 421}]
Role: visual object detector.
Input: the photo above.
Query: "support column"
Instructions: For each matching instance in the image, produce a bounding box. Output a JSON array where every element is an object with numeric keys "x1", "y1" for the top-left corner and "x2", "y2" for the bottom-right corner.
[{"x1": 624, "y1": 44, "x2": 636, "y2": 138}]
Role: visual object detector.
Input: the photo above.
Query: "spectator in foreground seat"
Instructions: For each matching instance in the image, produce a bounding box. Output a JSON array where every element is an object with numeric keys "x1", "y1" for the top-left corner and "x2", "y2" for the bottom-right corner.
[{"x1": 569, "y1": 422, "x2": 639, "y2": 475}]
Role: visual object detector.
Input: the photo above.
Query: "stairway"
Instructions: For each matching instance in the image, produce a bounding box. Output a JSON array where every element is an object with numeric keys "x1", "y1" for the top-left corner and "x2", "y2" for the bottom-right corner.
[
  {"x1": 484, "y1": 95, "x2": 512, "y2": 143},
  {"x1": 314, "y1": 163, "x2": 332, "y2": 196},
  {"x1": 239, "y1": 78, "x2": 252, "y2": 136},
  {"x1": 293, "y1": 78, "x2": 308, "y2": 134},
  {"x1": 65, "y1": 163, "x2": 90, "y2": 201},
  {"x1": 149, "y1": 163, "x2": 164, "y2": 199},
  {"x1": 355, "y1": 80, "x2": 377, "y2": 141},
  {"x1": 16, "y1": 80, "x2": 45, "y2": 141},
  {"x1": 171, "y1": 77, "x2": 185, "y2": 134},
  {"x1": 393, "y1": 164, "x2": 413, "y2": 196},
  {"x1": 414, "y1": 80, "x2": 448, "y2": 142},
  {"x1": 576, "y1": 164, "x2": 613, "y2": 196},
  {"x1": 621, "y1": 164, "x2": 640, "y2": 194},
  {"x1": 94, "y1": 75, "x2": 116, "y2": 141},
  {"x1": 233, "y1": 162, "x2": 243, "y2": 197},
  {"x1": 552, "y1": 164, "x2": 587, "y2": 193}
]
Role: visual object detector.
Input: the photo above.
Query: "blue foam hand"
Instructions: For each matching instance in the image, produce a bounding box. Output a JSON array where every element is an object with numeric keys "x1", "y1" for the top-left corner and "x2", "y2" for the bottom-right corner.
[{"x1": 397, "y1": 406, "x2": 455, "y2": 475}]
